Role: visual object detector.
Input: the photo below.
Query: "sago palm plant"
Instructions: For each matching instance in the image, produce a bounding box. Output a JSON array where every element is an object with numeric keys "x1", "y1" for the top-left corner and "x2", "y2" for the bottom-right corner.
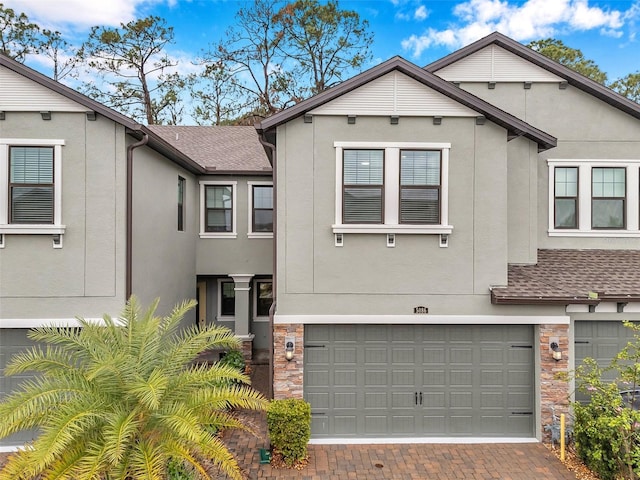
[{"x1": 0, "y1": 296, "x2": 267, "y2": 480}]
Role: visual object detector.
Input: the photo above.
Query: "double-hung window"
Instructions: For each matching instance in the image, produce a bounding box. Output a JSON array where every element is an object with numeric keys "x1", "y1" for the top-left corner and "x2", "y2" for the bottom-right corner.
[
  {"x1": 248, "y1": 182, "x2": 273, "y2": 237},
  {"x1": 0, "y1": 139, "x2": 65, "y2": 235},
  {"x1": 592, "y1": 167, "x2": 625, "y2": 229},
  {"x1": 554, "y1": 167, "x2": 578, "y2": 229},
  {"x1": 548, "y1": 160, "x2": 639, "y2": 236},
  {"x1": 334, "y1": 142, "x2": 451, "y2": 235},
  {"x1": 199, "y1": 181, "x2": 237, "y2": 238},
  {"x1": 400, "y1": 150, "x2": 441, "y2": 224}
]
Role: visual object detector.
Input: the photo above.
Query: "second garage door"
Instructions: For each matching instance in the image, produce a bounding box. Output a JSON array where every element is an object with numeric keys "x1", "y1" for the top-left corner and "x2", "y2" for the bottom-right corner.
[{"x1": 304, "y1": 324, "x2": 534, "y2": 438}]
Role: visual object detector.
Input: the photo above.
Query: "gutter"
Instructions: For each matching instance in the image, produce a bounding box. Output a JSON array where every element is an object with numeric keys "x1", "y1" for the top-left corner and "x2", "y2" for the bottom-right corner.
[
  {"x1": 258, "y1": 131, "x2": 276, "y2": 401},
  {"x1": 126, "y1": 133, "x2": 149, "y2": 300}
]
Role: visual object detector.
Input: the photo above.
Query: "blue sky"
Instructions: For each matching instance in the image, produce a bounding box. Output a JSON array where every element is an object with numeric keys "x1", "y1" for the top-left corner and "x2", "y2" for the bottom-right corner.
[{"x1": 5, "y1": 0, "x2": 640, "y2": 82}]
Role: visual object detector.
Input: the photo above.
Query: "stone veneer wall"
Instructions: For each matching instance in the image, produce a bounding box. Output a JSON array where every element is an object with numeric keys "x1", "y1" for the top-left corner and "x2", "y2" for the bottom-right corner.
[
  {"x1": 240, "y1": 339, "x2": 253, "y2": 362},
  {"x1": 273, "y1": 323, "x2": 304, "y2": 399},
  {"x1": 539, "y1": 323, "x2": 570, "y2": 441}
]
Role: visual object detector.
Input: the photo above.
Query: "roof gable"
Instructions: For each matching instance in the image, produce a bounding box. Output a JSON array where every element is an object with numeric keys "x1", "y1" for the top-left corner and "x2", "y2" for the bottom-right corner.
[
  {"x1": 256, "y1": 56, "x2": 556, "y2": 151},
  {"x1": 426, "y1": 32, "x2": 640, "y2": 121},
  {"x1": 1, "y1": 65, "x2": 88, "y2": 112},
  {"x1": 310, "y1": 70, "x2": 478, "y2": 117},
  {"x1": 434, "y1": 44, "x2": 563, "y2": 83}
]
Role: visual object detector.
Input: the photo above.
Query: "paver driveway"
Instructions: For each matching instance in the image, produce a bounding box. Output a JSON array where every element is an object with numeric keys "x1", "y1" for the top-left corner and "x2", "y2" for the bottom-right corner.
[{"x1": 217, "y1": 364, "x2": 579, "y2": 480}]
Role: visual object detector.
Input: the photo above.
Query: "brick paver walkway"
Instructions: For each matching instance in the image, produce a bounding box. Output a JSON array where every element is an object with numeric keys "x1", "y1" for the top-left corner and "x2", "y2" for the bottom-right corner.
[{"x1": 216, "y1": 364, "x2": 579, "y2": 480}]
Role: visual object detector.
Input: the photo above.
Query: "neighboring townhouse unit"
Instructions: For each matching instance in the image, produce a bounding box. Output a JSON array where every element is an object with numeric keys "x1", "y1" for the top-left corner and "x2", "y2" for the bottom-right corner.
[
  {"x1": 255, "y1": 32, "x2": 640, "y2": 442},
  {"x1": 0, "y1": 55, "x2": 271, "y2": 449},
  {"x1": 146, "y1": 125, "x2": 273, "y2": 357}
]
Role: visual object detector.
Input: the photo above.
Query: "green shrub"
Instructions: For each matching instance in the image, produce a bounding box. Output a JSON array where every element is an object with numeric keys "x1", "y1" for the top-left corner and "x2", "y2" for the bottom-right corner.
[
  {"x1": 167, "y1": 458, "x2": 196, "y2": 480},
  {"x1": 267, "y1": 398, "x2": 311, "y2": 466},
  {"x1": 573, "y1": 322, "x2": 640, "y2": 480},
  {"x1": 219, "y1": 349, "x2": 246, "y2": 372}
]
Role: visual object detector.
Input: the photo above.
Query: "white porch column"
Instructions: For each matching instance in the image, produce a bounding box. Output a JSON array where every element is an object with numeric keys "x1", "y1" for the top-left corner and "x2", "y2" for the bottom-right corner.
[{"x1": 229, "y1": 274, "x2": 254, "y2": 338}]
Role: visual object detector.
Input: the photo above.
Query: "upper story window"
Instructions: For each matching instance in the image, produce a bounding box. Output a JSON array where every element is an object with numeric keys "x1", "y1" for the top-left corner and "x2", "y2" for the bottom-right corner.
[
  {"x1": 248, "y1": 182, "x2": 273, "y2": 238},
  {"x1": 343, "y1": 150, "x2": 384, "y2": 224},
  {"x1": 333, "y1": 142, "x2": 452, "y2": 235},
  {"x1": 548, "y1": 160, "x2": 640, "y2": 237},
  {"x1": 0, "y1": 139, "x2": 65, "y2": 235},
  {"x1": 592, "y1": 167, "x2": 625, "y2": 229},
  {"x1": 400, "y1": 150, "x2": 441, "y2": 224},
  {"x1": 199, "y1": 180, "x2": 237, "y2": 238},
  {"x1": 177, "y1": 176, "x2": 185, "y2": 231},
  {"x1": 554, "y1": 167, "x2": 578, "y2": 229}
]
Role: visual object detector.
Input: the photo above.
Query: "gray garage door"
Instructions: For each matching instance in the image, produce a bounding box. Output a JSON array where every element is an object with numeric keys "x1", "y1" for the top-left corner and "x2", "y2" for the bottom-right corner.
[
  {"x1": 0, "y1": 329, "x2": 39, "y2": 447},
  {"x1": 304, "y1": 324, "x2": 534, "y2": 438},
  {"x1": 575, "y1": 320, "x2": 637, "y2": 402}
]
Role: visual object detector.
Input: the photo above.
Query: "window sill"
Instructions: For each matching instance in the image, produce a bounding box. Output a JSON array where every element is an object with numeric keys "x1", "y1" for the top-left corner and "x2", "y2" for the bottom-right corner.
[
  {"x1": 332, "y1": 224, "x2": 453, "y2": 235},
  {"x1": 248, "y1": 232, "x2": 274, "y2": 239},
  {"x1": 216, "y1": 316, "x2": 235, "y2": 322},
  {"x1": 0, "y1": 224, "x2": 66, "y2": 235},
  {"x1": 548, "y1": 229, "x2": 640, "y2": 238},
  {"x1": 253, "y1": 316, "x2": 270, "y2": 322},
  {"x1": 200, "y1": 232, "x2": 237, "y2": 239}
]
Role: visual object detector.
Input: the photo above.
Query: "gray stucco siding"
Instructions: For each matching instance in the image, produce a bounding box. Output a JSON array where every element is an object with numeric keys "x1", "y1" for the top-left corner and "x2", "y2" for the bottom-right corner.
[
  {"x1": 0, "y1": 112, "x2": 127, "y2": 319},
  {"x1": 196, "y1": 176, "x2": 273, "y2": 276},
  {"x1": 276, "y1": 115, "x2": 525, "y2": 317},
  {"x1": 131, "y1": 146, "x2": 197, "y2": 320}
]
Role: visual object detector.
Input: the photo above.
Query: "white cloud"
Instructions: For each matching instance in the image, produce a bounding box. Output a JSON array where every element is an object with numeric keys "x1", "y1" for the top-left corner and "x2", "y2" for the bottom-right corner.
[
  {"x1": 402, "y1": 0, "x2": 628, "y2": 58},
  {"x1": 414, "y1": 5, "x2": 429, "y2": 21},
  {"x1": 3, "y1": 0, "x2": 162, "y2": 30}
]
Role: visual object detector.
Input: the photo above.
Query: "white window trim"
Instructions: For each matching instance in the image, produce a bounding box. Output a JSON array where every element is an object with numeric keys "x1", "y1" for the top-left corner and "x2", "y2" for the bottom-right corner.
[
  {"x1": 548, "y1": 159, "x2": 640, "y2": 237},
  {"x1": 216, "y1": 278, "x2": 235, "y2": 321},
  {"x1": 247, "y1": 181, "x2": 273, "y2": 239},
  {"x1": 333, "y1": 141, "x2": 453, "y2": 235},
  {"x1": 0, "y1": 138, "x2": 66, "y2": 235},
  {"x1": 253, "y1": 278, "x2": 273, "y2": 321},
  {"x1": 200, "y1": 180, "x2": 237, "y2": 238}
]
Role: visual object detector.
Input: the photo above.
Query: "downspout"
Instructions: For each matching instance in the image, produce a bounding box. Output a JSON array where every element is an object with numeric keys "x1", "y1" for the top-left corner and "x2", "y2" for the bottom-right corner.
[
  {"x1": 126, "y1": 133, "x2": 149, "y2": 300},
  {"x1": 258, "y1": 132, "x2": 276, "y2": 401}
]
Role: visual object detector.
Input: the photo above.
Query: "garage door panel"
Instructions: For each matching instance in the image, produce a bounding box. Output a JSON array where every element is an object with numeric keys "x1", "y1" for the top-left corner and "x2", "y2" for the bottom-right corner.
[
  {"x1": 391, "y1": 391, "x2": 414, "y2": 408},
  {"x1": 334, "y1": 416, "x2": 357, "y2": 434},
  {"x1": 480, "y1": 370, "x2": 503, "y2": 386},
  {"x1": 366, "y1": 416, "x2": 389, "y2": 434},
  {"x1": 307, "y1": 391, "x2": 329, "y2": 408},
  {"x1": 334, "y1": 325, "x2": 358, "y2": 342},
  {"x1": 365, "y1": 347, "x2": 387, "y2": 363},
  {"x1": 423, "y1": 391, "x2": 445, "y2": 408},
  {"x1": 391, "y1": 416, "x2": 416, "y2": 434},
  {"x1": 334, "y1": 347, "x2": 356, "y2": 364},
  {"x1": 365, "y1": 392, "x2": 387, "y2": 408},
  {"x1": 422, "y1": 347, "x2": 445, "y2": 363},
  {"x1": 450, "y1": 370, "x2": 473, "y2": 386},
  {"x1": 391, "y1": 370, "x2": 414, "y2": 386},
  {"x1": 450, "y1": 348, "x2": 473, "y2": 364},
  {"x1": 450, "y1": 415, "x2": 473, "y2": 434},
  {"x1": 305, "y1": 324, "x2": 534, "y2": 438},
  {"x1": 481, "y1": 348, "x2": 504, "y2": 363},
  {"x1": 392, "y1": 347, "x2": 415, "y2": 364},
  {"x1": 422, "y1": 370, "x2": 445, "y2": 386},
  {"x1": 365, "y1": 369, "x2": 387, "y2": 386}
]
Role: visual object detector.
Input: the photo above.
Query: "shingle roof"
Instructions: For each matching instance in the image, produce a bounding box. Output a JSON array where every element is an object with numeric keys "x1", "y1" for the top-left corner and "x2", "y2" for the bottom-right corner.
[
  {"x1": 146, "y1": 125, "x2": 271, "y2": 174},
  {"x1": 491, "y1": 249, "x2": 640, "y2": 305}
]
